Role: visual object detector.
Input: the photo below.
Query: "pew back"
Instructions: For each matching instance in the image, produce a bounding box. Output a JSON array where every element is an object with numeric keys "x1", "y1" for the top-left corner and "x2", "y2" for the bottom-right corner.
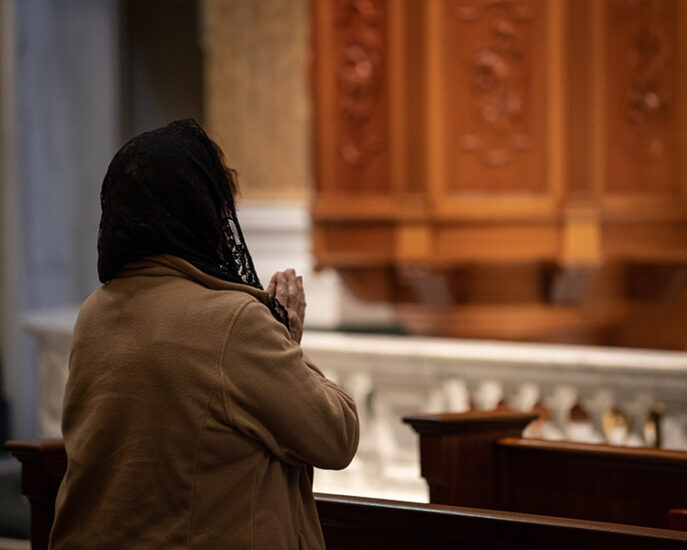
[
  {"x1": 317, "y1": 493, "x2": 687, "y2": 549},
  {"x1": 498, "y1": 437, "x2": 687, "y2": 528},
  {"x1": 404, "y1": 410, "x2": 687, "y2": 529},
  {"x1": 6, "y1": 439, "x2": 687, "y2": 549}
]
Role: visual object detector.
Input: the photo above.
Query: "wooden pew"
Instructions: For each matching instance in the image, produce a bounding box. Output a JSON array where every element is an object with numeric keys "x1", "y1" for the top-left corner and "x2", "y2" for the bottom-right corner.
[
  {"x1": 4, "y1": 440, "x2": 65, "y2": 550},
  {"x1": 317, "y1": 493, "x2": 687, "y2": 549},
  {"x1": 404, "y1": 410, "x2": 687, "y2": 530},
  {"x1": 6, "y1": 439, "x2": 687, "y2": 549}
]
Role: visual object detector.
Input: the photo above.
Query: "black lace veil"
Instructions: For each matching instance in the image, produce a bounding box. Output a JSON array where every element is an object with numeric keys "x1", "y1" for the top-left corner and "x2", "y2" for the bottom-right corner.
[{"x1": 97, "y1": 119, "x2": 289, "y2": 329}]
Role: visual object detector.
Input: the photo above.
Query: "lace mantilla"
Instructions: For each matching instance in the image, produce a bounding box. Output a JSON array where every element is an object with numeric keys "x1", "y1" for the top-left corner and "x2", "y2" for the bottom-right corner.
[{"x1": 97, "y1": 119, "x2": 289, "y2": 330}]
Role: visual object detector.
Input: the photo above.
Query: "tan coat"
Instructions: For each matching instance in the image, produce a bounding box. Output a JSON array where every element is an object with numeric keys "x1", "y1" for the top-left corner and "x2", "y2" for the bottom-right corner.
[{"x1": 49, "y1": 255, "x2": 359, "y2": 550}]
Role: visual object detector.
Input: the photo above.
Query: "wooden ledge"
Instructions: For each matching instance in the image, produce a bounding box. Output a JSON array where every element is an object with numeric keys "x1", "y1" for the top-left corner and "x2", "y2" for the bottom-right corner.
[
  {"x1": 4, "y1": 440, "x2": 65, "y2": 454},
  {"x1": 498, "y1": 437, "x2": 687, "y2": 465},
  {"x1": 4, "y1": 440, "x2": 66, "y2": 462},
  {"x1": 314, "y1": 493, "x2": 687, "y2": 548},
  {"x1": 4, "y1": 440, "x2": 67, "y2": 481},
  {"x1": 403, "y1": 410, "x2": 538, "y2": 436}
]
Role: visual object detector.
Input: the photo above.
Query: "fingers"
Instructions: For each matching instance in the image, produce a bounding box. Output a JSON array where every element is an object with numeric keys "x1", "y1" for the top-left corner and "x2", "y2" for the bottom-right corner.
[
  {"x1": 275, "y1": 272, "x2": 289, "y2": 307},
  {"x1": 286, "y1": 269, "x2": 298, "y2": 302},
  {"x1": 296, "y1": 276, "x2": 306, "y2": 319},
  {"x1": 265, "y1": 272, "x2": 278, "y2": 297},
  {"x1": 289, "y1": 315, "x2": 302, "y2": 344},
  {"x1": 270, "y1": 269, "x2": 306, "y2": 343}
]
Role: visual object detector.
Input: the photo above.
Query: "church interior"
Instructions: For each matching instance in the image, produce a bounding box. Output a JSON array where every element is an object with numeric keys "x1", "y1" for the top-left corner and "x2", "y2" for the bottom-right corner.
[{"x1": 1, "y1": 0, "x2": 687, "y2": 547}]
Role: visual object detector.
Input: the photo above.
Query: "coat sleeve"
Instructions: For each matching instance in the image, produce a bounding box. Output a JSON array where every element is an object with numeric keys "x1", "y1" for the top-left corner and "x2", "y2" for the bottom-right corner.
[{"x1": 219, "y1": 299, "x2": 359, "y2": 469}]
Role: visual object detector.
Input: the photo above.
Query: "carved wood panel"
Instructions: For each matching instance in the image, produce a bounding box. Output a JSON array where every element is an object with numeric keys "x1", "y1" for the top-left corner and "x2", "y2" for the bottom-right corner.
[
  {"x1": 311, "y1": 0, "x2": 687, "y2": 349},
  {"x1": 439, "y1": 0, "x2": 548, "y2": 194},
  {"x1": 331, "y1": 0, "x2": 391, "y2": 193},
  {"x1": 605, "y1": 0, "x2": 678, "y2": 195}
]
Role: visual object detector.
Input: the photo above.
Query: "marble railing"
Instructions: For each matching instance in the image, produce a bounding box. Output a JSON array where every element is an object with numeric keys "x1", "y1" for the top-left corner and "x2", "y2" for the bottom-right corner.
[
  {"x1": 23, "y1": 309, "x2": 687, "y2": 502},
  {"x1": 303, "y1": 332, "x2": 687, "y2": 501}
]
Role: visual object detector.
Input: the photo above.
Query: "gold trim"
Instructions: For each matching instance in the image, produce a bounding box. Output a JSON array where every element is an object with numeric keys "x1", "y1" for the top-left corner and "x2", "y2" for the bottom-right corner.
[
  {"x1": 548, "y1": 0, "x2": 565, "y2": 208},
  {"x1": 425, "y1": 0, "x2": 445, "y2": 212},
  {"x1": 592, "y1": 0, "x2": 606, "y2": 197},
  {"x1": 313, "y1": 0, "x2": 337, "y2": 193},
  {"x1": 678, "y1": 0, "x2": 687, "y2": 197},
  {"x1": 388, "y1": 0, "x2": 406, "y2": 196}
]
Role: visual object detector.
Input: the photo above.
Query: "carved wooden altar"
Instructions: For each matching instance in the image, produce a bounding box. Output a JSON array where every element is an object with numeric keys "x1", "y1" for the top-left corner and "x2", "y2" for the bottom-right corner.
[{"x1": 312, "y1": 0, "x2": 687, "y2": 348}]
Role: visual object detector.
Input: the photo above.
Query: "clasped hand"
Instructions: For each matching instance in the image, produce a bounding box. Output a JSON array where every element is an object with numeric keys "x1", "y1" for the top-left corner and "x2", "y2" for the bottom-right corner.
[{"x1": 266, "y1": 268, "x2": 306, "y2": 343}]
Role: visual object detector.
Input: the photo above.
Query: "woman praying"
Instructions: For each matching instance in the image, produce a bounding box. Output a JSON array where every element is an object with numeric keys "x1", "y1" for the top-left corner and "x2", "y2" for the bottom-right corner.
[{"x1": 49, "y1": 119, "x2": 359, "y2": 550}]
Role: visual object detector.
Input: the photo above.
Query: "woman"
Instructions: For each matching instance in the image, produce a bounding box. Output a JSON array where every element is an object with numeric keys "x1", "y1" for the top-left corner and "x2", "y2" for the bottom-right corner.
[{"x1": 49, "y1": 119, "x2": 359, "y2": 549}]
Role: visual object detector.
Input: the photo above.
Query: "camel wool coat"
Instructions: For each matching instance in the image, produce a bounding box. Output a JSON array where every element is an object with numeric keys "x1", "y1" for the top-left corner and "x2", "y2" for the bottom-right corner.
[{"x1": 49, "y1": 255, "x2": 359, "y2": 550}]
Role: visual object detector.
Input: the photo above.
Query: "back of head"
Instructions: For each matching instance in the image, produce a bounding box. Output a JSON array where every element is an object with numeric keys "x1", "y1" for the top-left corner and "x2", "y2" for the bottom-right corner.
[{"x1": 97, "y1": 119, "x2": 257, "y2": 288}]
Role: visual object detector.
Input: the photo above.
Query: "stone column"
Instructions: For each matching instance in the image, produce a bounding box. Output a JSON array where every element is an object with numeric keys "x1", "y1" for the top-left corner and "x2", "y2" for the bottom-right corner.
[
  {"x1": 202, "y1": 0, "x2": 311, "y2": 201},
  {"x1": 1, "y1": 0, "x2": 120, "y2": 438}
]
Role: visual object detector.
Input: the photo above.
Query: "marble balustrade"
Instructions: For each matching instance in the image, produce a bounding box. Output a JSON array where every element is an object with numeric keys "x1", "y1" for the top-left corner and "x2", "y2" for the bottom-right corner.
[{"x1": 23, "y1": 309, "x2": 687, "y2": 502}]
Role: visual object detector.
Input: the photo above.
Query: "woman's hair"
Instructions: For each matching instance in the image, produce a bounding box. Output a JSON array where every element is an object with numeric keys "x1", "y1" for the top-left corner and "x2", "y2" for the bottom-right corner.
[{"x1": 97, "y1": 119, "x2": 289, "y2": 327}]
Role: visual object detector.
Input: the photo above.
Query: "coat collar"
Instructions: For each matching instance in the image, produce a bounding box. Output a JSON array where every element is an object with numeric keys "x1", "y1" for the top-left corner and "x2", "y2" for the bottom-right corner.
[{"x1": 114, "y1": 254, "x2": 272, "y2": 306}]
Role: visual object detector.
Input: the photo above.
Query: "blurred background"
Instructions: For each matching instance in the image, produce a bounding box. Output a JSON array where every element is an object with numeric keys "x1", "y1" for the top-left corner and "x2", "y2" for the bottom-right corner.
[{"x1": 1, "y1": 0, "x2": 687, "y2": 543}]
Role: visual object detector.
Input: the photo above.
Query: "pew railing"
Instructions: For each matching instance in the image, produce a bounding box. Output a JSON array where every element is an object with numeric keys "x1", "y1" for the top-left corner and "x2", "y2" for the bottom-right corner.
[{"x1": 6, "y1": 439, "x2": 687, "y2": 549}]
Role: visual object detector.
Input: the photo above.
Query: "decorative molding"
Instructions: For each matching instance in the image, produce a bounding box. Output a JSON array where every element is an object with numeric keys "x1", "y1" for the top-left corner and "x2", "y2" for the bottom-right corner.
[{"x1": 335, "y1": 0, "x2": 385, "y2": 167}]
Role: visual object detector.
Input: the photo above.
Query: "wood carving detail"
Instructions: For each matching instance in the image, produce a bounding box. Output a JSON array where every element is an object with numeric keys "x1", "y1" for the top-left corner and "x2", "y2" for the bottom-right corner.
[
  {"x1": 454, "y1": 1, "x2": 534, "y2": 167},
  {"x1": 606, "y1": 0, "x2": 677, "y2": 194},
  {"x1": 335, "y1": 0, "x2": 385, "y2": 168},
  {"x1": 619, "y1": 0, "x2": 674, "y2": 161}
]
